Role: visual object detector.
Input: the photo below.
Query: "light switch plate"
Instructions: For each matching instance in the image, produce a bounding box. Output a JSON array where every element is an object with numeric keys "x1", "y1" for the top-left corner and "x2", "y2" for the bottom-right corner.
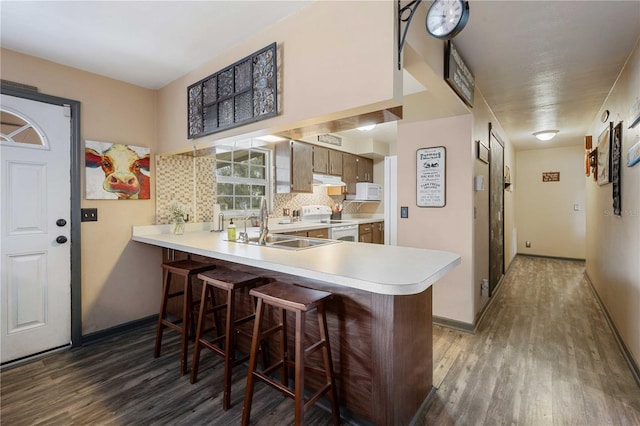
[{"x1": 400, "y1": 206, "x2": 409, "y2": 219}]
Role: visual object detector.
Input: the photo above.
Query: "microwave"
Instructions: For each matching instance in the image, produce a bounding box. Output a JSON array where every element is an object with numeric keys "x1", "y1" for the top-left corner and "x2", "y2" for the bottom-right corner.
[{"x1": 347, "y1": 183, "x2": 382, "y2": 201}]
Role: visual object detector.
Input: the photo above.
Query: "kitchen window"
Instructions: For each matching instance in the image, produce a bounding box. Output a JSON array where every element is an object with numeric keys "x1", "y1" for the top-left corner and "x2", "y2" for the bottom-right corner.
[{"x1": 216, "y1": 145, "x2": 270, "y2": 214}]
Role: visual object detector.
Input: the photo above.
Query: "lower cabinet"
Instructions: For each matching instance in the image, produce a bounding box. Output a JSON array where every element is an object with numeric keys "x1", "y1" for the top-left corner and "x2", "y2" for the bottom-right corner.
[
  {"x1": 358, "y1": 223, "x2": 373, "y2": 243},
  {"x1": 359, "y1": 221, "x2": 384, "y2": 244},
  {"x1": 282, "y1": 228, "x2": 329, "y2": 239},
  {"x1": 372, "y1": 221, "x2": 384, "y2": 244}
]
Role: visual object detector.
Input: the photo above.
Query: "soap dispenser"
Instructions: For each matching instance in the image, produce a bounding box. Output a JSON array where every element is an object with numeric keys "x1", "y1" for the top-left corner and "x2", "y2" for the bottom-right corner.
[{"x1": 227, "y1": 219, "x2": 236, "y2": 240}]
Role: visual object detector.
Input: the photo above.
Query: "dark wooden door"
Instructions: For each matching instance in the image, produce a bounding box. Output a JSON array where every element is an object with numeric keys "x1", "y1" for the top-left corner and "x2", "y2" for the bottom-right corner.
[{"x1": 489, "y1": 125, "x2": 504, "y2": 295}]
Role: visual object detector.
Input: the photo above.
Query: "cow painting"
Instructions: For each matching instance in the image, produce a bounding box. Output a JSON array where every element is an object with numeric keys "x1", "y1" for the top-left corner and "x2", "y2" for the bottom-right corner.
[{"x1": 85, "y1": 141, "x2": 151, "y2": 200}]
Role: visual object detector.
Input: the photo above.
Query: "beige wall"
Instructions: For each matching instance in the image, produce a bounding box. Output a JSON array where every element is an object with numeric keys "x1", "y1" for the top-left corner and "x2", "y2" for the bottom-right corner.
[
  {"x1": 156, "y1": 0, "x2": 400, "y2": 156},
  {"x1": 397, "y1": 115, "x2": 475, "y2": 324},
  {"x1": 515, "y1": 146, "x2": 586, "y2": 259},
  {"x1": 471, "y1": 93, "x2": 516, "y2": 319},
  {"x1": 400, "y1": 22, "x2": 517, "y2": 325},
  {"x1": 585, "y1": 40, "x2": 640, "y2": 366},
  {"x1": 1, "y1": 48, "x2": 161, "y2": 335}
]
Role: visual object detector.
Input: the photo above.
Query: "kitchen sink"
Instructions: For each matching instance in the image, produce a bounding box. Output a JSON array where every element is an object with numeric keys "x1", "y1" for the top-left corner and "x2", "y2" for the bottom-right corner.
[
  {"x1": 270, "y1": 238, "x2": 333, "y2": 249},
  {"x1": 230, "y1": 234, "x2": 338, "y2": 250}
]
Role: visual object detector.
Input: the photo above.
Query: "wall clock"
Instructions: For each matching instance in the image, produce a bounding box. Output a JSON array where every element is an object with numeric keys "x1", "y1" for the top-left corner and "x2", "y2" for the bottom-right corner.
[{"x1": 426, "y1": 0, "x2": 470, "y2": 40}]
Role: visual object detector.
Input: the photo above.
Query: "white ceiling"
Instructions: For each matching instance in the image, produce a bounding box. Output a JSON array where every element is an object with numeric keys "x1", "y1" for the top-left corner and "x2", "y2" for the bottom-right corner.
[
  {"x1": 1, "y1": 1, "x2": 639, "y2": 151},
  {"x1": 0, "y1": 1, "x2": 310, "y2": 89}
]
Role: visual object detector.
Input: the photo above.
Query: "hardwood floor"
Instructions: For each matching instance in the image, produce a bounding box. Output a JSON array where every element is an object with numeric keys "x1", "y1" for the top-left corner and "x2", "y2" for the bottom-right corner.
[
  {"x1": 424, "y1": 256, "x2": 640, "y2": 425},
  {"x1": 2, "y1": 256, "x2": 639, "y2": 425}
]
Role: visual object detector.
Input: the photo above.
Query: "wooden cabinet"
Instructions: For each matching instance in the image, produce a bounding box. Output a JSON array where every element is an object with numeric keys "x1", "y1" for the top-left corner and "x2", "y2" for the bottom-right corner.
[
  {"x1": 281, "y1": 230, "x2": 309, "y2": 237},
  {"x1": 276, "y1": 140, "x2": 313, "y2": 193},
  {"x1": 343, "y1": 153, "x2": 358, "y2": 194},
  {"x1": 343, "y1": 153, "x2": 374, "y2": 194},
  {"x1": 277, "y1": 140, "x2": 369, "y2": 194},
  {"x1": 307, "y1": 228, "x2": 329, "y2": 239},
  {"x1": 313, "y1": 146, "x2": 329, "y2": 174},
  {"x1": 372, "y1": 221, "x2": 384, "y2": 244},
  {"x1": 314, "y1": 146, "x2": 343, "y2": 176},
  {"x1": 282, "y1": 228, "x2": 329, "y2": 239},
  {"x1": 358, "y1": 223, "x2": 373, "y2": 243},
  {"x1": 329, "y1": 149, "x2": 343, "y2": 175},
  {"x1": 359, "y1": 221, "x2": 384, "y2": 244},
  {"x1": 357, "y1": 157, "x2": 373, "y2": 183}
]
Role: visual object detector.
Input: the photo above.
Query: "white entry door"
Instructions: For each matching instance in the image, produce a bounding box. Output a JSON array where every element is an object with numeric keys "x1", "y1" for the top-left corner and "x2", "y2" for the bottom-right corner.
[{"x1": 0, "y1": 94, "x2": 71, "y2": 363}]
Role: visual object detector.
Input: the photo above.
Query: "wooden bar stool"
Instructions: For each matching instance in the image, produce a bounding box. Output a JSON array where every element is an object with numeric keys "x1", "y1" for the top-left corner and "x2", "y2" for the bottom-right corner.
[
  {"x1": 154, "y1": 259, "x2": 216, "y2": 376},
  {"x1": 242, "y1": 282, "x2": 340, "y2": 426},
  {"x1": 190, "y1": 268, "x2": 264, "y2": 410}
]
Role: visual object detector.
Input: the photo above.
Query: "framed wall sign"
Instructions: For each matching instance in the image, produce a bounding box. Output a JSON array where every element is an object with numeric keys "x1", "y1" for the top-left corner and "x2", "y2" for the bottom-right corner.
[
  {"x1": 445, "y1": 41, "x2": 475, "y2": 108},
  {"x1": 417, "y1": 146, "x2": 446, "y2": 207},
  {"x1": 477, "y1": 140, "x2": 489, "y2": 163},
  {"x1": 597, "y1": 122, "x2": 612, "y2": 185}
]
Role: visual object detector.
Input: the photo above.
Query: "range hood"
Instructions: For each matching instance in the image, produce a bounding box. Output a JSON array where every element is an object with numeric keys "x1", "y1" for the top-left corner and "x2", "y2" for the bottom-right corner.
[{"x1": 312, "y1": 174, "x2": 346, "y2": 187}]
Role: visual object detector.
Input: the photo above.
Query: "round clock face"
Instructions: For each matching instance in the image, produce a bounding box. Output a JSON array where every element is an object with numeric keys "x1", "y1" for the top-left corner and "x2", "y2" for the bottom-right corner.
[{"x1": 426, "y1": 0, "x2": 470, "y2": 40}]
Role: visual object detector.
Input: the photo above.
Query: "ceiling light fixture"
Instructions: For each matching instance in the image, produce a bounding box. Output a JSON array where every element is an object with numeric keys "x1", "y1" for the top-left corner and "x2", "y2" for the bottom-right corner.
[
  {"x1": 533, "y1": 130, "x2": 559, "y2": 141},
  {"x1": 357, "y1": 124, "x2": 376, "y2": 132}
]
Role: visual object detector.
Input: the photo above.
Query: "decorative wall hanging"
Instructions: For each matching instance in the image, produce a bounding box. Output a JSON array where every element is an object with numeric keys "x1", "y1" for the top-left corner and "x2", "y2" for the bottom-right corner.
[
  {"x1": 445, "y1": 41, "x2": 475, "y2": 108},
  {"x1": 597, "y1": 123, "x2": 612, "y2": 185},
  {"x1": 629, "y1": 97, "x2": 640, "y2": 129},
  {"x1": 417, "y1": 146, "x2": 446, "y2": 207},
  {"x1": 476, "y1": 140, "x2": 489, "y2": 163},
  {"x1": 589, "y1": 148, "x2": 598, "y2": 180},
  {"x1": 542, "y1": 172, "x2": 560, "y2": 182},
  {"x1": 627, "y1": 139, "x2": 640, "y2": 167},
  {"x1": 612, "y1": 122, "x2": 622, "y2": 215},
  {"x1": 187, "y1": 43, "x2": 277, "y2": 139},
  {"x1": 85, "y1": 140, "x2": 151, "y2": 200}
]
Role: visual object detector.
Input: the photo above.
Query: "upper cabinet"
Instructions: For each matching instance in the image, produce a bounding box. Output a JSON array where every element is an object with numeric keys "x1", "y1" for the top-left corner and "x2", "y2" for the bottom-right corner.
[
  {"x1": 276, "y1": 140, "x2": 313, "y2": 193},
  {"x1": 357, "y1": 157, "x2": 373, "y2": 183},
  {"x1": 276, "y1": 140, "x2": 372, "y2": 194},
  {"x1": 313, "y1": 146, "x2": 343, "y2": 176},
  {"x1": 313, "y1": 146, "x2": 329, "y2": 174},
  {"x1": 342, "y1": 153, "x2": 358, "y2": 194},
  {"x1": 343, "y1": 153, "x2": 374, "y2": 194},
  {"x1": 329, "y1": 149, "x2": 343, "y2": 176}
]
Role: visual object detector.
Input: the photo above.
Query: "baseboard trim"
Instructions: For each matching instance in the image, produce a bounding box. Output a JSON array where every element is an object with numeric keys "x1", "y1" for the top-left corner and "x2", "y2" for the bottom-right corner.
[
  {"x1": 82, "y1": 315, "x2": 158, "y2": 345},
  {"x1": 433, "y1": 316, "x2": 475, "y2": 333},
  {"x1": 518, "y1": 253, "x2": 585, "y2": 262},
  {"x1": 584, "y1": 272, "x2": 640, "y2": 387}
]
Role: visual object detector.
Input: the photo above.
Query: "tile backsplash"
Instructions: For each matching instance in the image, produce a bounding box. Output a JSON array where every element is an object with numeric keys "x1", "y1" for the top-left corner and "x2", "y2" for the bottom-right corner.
[
  {"x1": 156, "y1": 155, "x2": 215, "y2": 224},
  {"x1": 156, "y1": 154, "x2": 380, "y2": 224}
]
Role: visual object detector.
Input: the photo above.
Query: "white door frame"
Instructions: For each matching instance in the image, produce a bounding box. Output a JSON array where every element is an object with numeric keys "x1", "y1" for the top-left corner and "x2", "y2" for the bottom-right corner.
[{"x1": 1, "y1": 84, "x2": 82, "y2": 353}]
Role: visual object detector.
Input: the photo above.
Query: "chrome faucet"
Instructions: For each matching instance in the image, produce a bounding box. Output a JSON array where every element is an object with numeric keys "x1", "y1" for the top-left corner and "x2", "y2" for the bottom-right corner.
[
  {"x1": 236, "y1": 214, "x2": 255, "y2": 243},
  {"x1": 258, "y1": 196, "x2": 269, "y2": 245}
]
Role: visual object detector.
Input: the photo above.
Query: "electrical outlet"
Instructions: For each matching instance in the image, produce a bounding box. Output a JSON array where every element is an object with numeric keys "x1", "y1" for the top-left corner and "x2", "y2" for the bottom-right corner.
[
  {"x1": 481, "y1": 279, "x2": 490, "y2": 297},
  {"x1": 400, "y1": 206, "x2": 409, "y2": 218},
  {"x1": 525, "y1": 240, "x2": 531, "y2": 248},
  {"x1": 81, "y1": 208, "x2": 98, "y2": 222}
]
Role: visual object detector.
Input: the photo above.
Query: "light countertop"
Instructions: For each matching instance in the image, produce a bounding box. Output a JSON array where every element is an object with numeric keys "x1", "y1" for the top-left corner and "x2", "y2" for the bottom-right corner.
[{"x1": 132, "y1": 222, "x2": 460, "y2": 296}]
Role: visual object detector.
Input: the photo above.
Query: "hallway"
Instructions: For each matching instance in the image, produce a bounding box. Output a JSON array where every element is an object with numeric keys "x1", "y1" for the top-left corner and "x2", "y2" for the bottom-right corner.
[
  {"x1": 423, "y1": 255, "x2": 640, "y2": 425},
  {"x1": 1, "y1": 256, "x2": 639, "y2": 425}
]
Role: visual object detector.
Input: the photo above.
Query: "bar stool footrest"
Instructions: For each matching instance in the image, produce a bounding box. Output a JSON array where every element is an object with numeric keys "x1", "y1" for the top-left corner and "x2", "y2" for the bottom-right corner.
[{"x1": 253, "y1": 371, "x2": 295, "y2": 399}]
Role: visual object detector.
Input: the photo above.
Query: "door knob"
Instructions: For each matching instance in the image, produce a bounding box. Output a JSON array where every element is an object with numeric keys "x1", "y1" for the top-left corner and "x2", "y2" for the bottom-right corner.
[
  {"x1": 56, "y1": 219, "x2": 67, "y2": 227},
  {"x1": 56, "y1": 236, "x2": 68, "y2": 244}
]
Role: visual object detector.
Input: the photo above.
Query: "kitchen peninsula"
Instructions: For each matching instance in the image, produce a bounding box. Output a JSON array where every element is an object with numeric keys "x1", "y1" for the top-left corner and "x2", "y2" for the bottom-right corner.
[{"x1": 132, "y1": 224, "x2": 460, "y2": 424}]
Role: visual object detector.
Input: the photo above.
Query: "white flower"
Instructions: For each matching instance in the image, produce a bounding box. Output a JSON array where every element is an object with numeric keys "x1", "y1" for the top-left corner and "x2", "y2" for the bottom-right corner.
[{"x1": 169, "y1": 202, "x2": 191, "y2": 219}]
